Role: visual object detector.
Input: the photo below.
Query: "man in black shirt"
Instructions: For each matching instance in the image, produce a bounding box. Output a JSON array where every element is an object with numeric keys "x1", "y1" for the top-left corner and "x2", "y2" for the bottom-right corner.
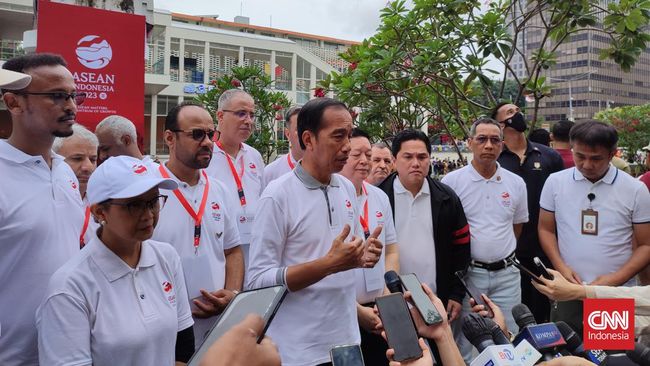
[{"x1": 492, "y1": 102, "x2": 564, "y2": 323}]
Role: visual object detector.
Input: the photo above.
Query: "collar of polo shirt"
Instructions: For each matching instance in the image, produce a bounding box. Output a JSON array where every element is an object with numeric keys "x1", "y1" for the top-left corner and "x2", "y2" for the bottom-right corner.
[
  {"x1": 92, "y1": 239, "x2": 157, "y2": 282},
  {"x1": 293, "y1": 162, "x2": 340, "y2": 189},
  {"x1": 573, "y1": 164, "x2": 618, "y2": 185},
  {"x1": 0, "y1": 140, "x2": 64, "y2": 164},
  {"x1": 394, "y1": 175, "x2": 429, "y2": 196},
  {"x1": 468, "y1": 162, "x2": 504, "y2": 183}
]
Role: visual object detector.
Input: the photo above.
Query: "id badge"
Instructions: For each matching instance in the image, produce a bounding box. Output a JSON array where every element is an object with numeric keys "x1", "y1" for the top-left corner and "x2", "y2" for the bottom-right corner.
[
  {"x1": 363, "y1": 265, "x2": 384, "y2": 292},
  {"x1": 181, "y1": 253, "x2": 216, "y2": 300},
  {"x1": 581, "y1": 209, "x2": 598, "y2": 236},
  {"x1": 237, "y1": 211, "x2": 255, "y2": 244}
]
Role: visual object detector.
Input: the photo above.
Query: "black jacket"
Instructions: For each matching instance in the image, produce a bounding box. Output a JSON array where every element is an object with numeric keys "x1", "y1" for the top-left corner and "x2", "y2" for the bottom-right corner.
[{"x1": 378, "y1": 173, "x2": 471, "y2": 304}]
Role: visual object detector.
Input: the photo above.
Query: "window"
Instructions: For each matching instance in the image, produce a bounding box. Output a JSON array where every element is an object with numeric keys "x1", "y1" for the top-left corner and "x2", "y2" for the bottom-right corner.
[
  {"x1": 275, "y1": 52, "x2": 292, "y2": 91},
  {"x1": 208, "y1": 43, "x2": 240, "y2": 82}
]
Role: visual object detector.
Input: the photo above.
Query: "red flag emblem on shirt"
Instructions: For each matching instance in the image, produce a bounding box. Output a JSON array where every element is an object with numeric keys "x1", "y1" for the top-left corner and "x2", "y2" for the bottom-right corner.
[
  {"x1": 249, "y1": 163, "x2": 256, "y2": 169},
  {"x1": 71, "y1": 180, "x2": 77, "y2": 189},
  {"x1": 376, "y1": 211, "x2": 383, "y2": 218},
  {"x1": 501, "y1": 192, "x2": 510, "y2": 199},
  {"x1": 345, "y1": 200, "x2": 352, "y2": 208},
  {"x1": 162, "y1": 281, "x2": 172, "y2": 292},
  {"x1": 132, "y1": 164, "x2": 147, "y2": 175},
  {"x1": 211, "y1": 202, "x2": 220, "y2": 210}
]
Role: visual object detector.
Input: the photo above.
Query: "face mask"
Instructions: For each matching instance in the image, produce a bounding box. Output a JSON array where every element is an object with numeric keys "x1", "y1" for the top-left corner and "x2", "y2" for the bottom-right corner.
[{"x1": 501, "y1": 112, "x2": 527, "y2": 132}]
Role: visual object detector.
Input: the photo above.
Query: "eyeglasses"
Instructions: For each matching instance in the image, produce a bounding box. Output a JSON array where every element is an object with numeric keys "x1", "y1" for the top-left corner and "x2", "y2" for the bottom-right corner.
[
  {"x1": 13, "y1": 91, "x2": 86, "y2": 106},
  {"x1": 170, "y1": 128, "x2": 216, "y2": 142},
  {"x1": 473, "y1": 136, "x2": 502, "y2": 145},
  {"x1": 222, "y1": 109, "x2": 256, "y2": 121},
  {"x1": 104, "y1": 194, "x2": 167, "y2": 217}
]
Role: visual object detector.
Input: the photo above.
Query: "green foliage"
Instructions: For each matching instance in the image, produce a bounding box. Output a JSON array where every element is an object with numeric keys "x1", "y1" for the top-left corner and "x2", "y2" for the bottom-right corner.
[
  {"x1": 194, "y1": 66, "x2": 291, "y2": 163},
  {"x1": 595, "y1": 103, "x2": 650, "y2": 160}
]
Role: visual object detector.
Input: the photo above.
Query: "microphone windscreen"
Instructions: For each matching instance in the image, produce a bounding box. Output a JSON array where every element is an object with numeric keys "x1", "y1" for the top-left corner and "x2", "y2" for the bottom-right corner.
[{"x1": 512, "y1": 303, "x2": 536, "y2": 329}]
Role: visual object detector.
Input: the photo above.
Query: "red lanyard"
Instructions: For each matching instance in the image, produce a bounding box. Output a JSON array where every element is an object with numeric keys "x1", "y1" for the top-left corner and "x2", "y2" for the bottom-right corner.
[
  {"x1": 79, "y1": 206, "x2": 91, "y2": 249},
  {"x1": 359, "y1": 183, "x2": 370, "y2": 239},
  {"x1": 287, "y1": 153, "x2": 295, "y2": 170},
  {"x1": 216, "y1": 141, "x2": 247, "y2": 207},
  {"x1": 159, "y1": 165, "x2": 210, "y2": 252}
]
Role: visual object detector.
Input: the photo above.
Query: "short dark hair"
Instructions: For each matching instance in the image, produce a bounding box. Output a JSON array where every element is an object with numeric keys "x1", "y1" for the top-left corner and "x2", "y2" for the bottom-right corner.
[
  {"x1": 165, "y1": 101, "x2": 208, "y2": 131},
  {"x1": 551, "y1": 119, "x2": 574, "y2": 143},
  {"x1": 569, "y1": 120, "x2": 618, "y2": 152},
  {"x1": 490, "y1": 101, "x2": 512, "y2": 120},
  {"x1": 391, "y1": 129, "x2": 431, "y2": 157},
  {"x1": 529, "y1": 128, "x2": 551, "y2": 146},
  {"x1": 351, "y1": 128, "x2": 370, "y2": 141},
  {"x1": 284, "y1": 106, "x2": 302, "y2": 124},
  {"x1": 2, "y1": 53, "x2": 67, "y2": 93},
  {"x1": 297, "y1": 97, "x2": 348, "y2": 150}
]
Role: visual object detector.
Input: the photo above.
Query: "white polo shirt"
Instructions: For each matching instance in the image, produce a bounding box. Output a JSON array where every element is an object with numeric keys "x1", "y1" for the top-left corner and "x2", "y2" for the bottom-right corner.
[
  {"x1": 442, "y1": 163, "x2": 528, "y2": 262},
  {"x1": 152, "y1": 165, "x2": 241, "y2": 342},
  {"x1": 540, "y1": 165, "x2": 650, "y2": 284},
  {"x1": 247, "y1": 164, "x2": 362, "y2": 366},
  {"x1": 205, "y1": 142, "x2": 264, "y2": 251},
  {"x1": 263, "y1": 152, "x2": 298, "y2": 186},
  {"x1": 0, "y1": 140, "x2": 83, "y2": 366},
  {"x1": 36, "y1": 238, "x2": 194, "y2": 366},
  {"x1": 393, "y1": 178, "x2": 438, "y2": 292},
  {"x1": 354, "y1": 182, "x2": 398, "y2": 305}
]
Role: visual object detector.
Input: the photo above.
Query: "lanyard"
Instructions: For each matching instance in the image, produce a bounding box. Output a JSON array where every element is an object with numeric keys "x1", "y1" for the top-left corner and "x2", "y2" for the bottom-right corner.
[
  {"x1": 287, "y1": 153, "x2": 295, "y2": 170},
  {"x1": 159, "y1": 165, "x2": 210, "y2": 253},
  {"x1": 79, "y1": 206, "x2": 91, "y2": 249},
  {"x1": 216, "y1": 141, "x2": 247, "y2": 207},
  {"x1": 359, "y1": 183, "x2": 370, "y2": 239}
]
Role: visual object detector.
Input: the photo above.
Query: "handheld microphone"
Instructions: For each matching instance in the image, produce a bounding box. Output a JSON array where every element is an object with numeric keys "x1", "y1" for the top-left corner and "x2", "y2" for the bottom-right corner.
[
  {"x1": 512, "y1": 304, "x2": 566, "y2": 362},
  {"x1": 485, "y1": 317, "x2": 512, "y2": 345},
  {"x1": 512, "y1": 304, "x2": 537, "y2": 330},
  {"x1": 463, "y1": 313, "x2": 496, "y2": 352},
  {"x1": 556, "y1": 321, "x2": 607, "y2": 365},
  {"x1": 384, "y1": 271, "x2": 402, "y2": 294},
  {"x1": 626, "y1": 343, "x2": 650, "y2": 366}
]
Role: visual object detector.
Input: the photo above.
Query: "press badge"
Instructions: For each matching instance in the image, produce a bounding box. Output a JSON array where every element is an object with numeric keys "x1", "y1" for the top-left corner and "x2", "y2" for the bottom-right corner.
[
  {"x1": 581, "y1": 209, "x2": 598, "y2": 236},
  {"x1": 182, "y1": 254, "x2": 216, "y2": 300}
]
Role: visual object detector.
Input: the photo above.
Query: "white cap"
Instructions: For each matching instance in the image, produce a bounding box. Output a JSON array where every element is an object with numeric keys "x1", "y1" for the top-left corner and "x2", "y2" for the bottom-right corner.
[
  {"x1": 0, "y1": 68, "x2": 31, "y2": 90},
  {"x1": 87, "y1": 156, "x2": 177, "y2": 204}
]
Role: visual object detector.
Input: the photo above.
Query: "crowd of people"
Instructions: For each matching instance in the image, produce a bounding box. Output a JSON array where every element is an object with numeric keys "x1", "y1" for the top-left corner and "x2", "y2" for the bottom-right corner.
[{"x1": 1, "y1": 52, "x2": 649, "y2": 366}]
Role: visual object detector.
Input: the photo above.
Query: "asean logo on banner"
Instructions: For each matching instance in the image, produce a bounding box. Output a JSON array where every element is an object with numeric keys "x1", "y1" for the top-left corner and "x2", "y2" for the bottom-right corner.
[
  {"x1": 583, "y1": 298, "x2": 634, "y2": 350},
  {"x1": 76, "y1": 35, "x2": 112, "y2": 70}
]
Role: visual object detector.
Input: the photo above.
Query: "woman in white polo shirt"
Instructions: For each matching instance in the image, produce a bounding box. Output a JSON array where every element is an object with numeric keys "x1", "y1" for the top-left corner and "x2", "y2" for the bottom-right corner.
[{"x1": 36, "y1": 156, "x2": 195, "y2": 366}]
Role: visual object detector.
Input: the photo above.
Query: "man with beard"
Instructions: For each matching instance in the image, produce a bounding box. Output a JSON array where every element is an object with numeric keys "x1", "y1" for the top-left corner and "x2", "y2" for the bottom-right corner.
[
  {"x1": 95, "y1": 115, "x2": 156, "y2": 167},
  {"x1": 53, "y1": 123, "x2": 99, "y2": 246},
  {"x1": 367, "y1": 142, "x2": 394, "y2": 185},
  {"x1": 206, "y1": 89, "x2": 265, "y2": 273},
  {"x1": 263, "y1": 106, "x2": 302, "y2": 185},
  {"x1": 153, "y1": 102, "x2": 243, "y2": 344},
  {"x1": 0, "y1": 54, "x2": 84, "y2": 365}
]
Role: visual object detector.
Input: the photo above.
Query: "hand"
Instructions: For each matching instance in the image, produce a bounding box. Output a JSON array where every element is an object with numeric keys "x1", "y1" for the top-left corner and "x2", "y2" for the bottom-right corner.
[
  {"x1": 446, "y1": 299, "x2": 462, "y2": 322},
  {"x1": 590, "y1": 273, "x2": 623, "y2": 286},
  {"x1": 556, "y1": 264, "x2": 582, "y2": 285},
  {"x1": 325, "y1": 224, "x2": 365, "y2": 273},
  {"x1": 406, "y1": 283, "x2": 452, "y2": 341},
  {"x1": 532, "y1": 269, "x2": 587, "y2": 301},
  {"x1": 358, "y1": 304, "x2": 382, "y2": 335},
  {"x1": 362, "y1": 225, "x2": 384, "y2": 268},
  {"x1": 539, "y1": 355, "x2": 598, "y2": 366},
  {"x1": 199, "y1": 314, "x2": 281, "y2": 366},
  {"x1": 385, "y1": 338, "x2": 432, "y2": 366},
  {"x1": 470, "y1": 294, "x2": 508, "y2": 335},
  {"x1": 192, "y1": 289, "x2": 237, "y2": 318}
]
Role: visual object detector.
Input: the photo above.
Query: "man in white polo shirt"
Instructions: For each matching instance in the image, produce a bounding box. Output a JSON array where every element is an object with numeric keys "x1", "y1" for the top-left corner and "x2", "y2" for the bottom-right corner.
[
  {"x1": 263, "y1": 106, "x2": 302, "y2": 185},
  {"x1": 53, "y1": 123, "x2": 99, "y2": 247},
  {"x1": 0, "y1": 54, "x2": 84, "y2": 366},
  {"x1": 95, "y1": 114, "x2": 157, "y2": 168},
  {"x1": 153, "y1": 102, "x2": 243, "y2": 344},
  {"x1": 442, "y1": 118, "x2": 528, "y2": 362},
  {"x1": 340, "y1": 128, "x2": 399, "y2": 366},
  {"x1": 539, "y1": 120, "x2": 650, "y2": 335},
  {"x1": 206, "y1": 89, "x2": 265, "y2": 272},
  {"x1": 247, "y1": 98, "x2": 383, "y2": 366}
]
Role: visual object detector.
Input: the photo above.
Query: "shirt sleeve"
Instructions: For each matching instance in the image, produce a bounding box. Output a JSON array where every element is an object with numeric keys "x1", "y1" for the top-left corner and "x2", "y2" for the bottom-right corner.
[
  {"x1": 171, "y1": 250, "x2": 194, "y2": 331},
  {"x1": 514, "y1": 180, "x2": 529, "y2": 224},
  {"x1": 632, "y1": 184, "x2": 650, "y2": 224},
  {"x1": 539, "y1": 173, "x2": 557, "y2": 212},
  {"x1": 381, "y1": 194, "x2": 398, "y2": 245},
  {"x1": 37, "y1": 293, "x2": 93, "y2": 366}
]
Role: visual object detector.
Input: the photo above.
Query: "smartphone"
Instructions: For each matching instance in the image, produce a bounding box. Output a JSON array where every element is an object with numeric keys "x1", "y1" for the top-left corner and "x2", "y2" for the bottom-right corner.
[
  {"x1": 533, "y1": 257, "x2": 553, "y2": 280},
  {"x1": 399, "y1": 273, "x2": 443, "y2": 325},
  {"x1": 511, "y1": 259, "x2": 544, "y2": 284},
  {"x1": 187, "y1": 285, "x2": 288, "y2": 366},
  {"x1": 375, "y1": 293, "x2": 423, "y2": 362},
  {"x1": 454, "y1": 271, "x2": 494, "y2": 318},
  {"x1": 330, "y1": 344, "x2": 365, "y2": 366}
]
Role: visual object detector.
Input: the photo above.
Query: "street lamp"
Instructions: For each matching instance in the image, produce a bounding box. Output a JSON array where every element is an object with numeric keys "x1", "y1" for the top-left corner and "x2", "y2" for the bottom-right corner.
[{"x1": 547, "y1": 70, "x2": 595, "y2": 121}]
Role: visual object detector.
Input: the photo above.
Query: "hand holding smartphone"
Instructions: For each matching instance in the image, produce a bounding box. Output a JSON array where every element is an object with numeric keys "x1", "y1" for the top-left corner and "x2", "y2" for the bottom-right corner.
[
  {"x1": 454, "y1": 271, "x2": 494, "y2": 318},
  {"x1": 399, "y1": 273, "x2": 443, "y2": 325},
  {"x1": 375, "y1": 293, "x2": 423, "y2": 362}
]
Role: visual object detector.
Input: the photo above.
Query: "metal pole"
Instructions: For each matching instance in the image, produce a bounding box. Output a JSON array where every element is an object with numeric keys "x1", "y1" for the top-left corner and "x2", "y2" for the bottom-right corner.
[{"x1": 568, "y1": 80, "x2": 573, "y2": 121}]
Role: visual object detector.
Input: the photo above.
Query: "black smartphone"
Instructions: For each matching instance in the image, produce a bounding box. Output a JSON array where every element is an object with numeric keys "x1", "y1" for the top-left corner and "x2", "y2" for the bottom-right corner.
[
  {"x1": 399, "y1": 273, "x2": 443, "y2": 325},
  {"x1": 454, "y1": 271, "x2": 494, "y2": 318},
  {"x1": 511, "y1": 259, "x2": 544, "y2": 284},
  {"x1": 330, "y1": 344, "x2": 365, "y2": 366},
  {"x1": 187, "y1": 285, "x2": 288, "y2": 366},
  {"x1": 375, "y1": 293, "x2": 423, "y2": 362},
  {"x1": 533, "y1": 257, "x2": 553, "y2": 280}
]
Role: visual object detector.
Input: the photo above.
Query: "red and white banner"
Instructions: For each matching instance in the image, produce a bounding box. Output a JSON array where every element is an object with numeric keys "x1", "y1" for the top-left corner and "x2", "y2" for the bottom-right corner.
[{"x1": 36, "y1": 0, "x2": 145, "y2": 147}]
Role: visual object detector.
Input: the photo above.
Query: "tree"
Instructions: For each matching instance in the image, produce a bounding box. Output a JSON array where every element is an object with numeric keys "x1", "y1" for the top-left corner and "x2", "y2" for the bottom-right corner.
[
  {"x1": 194, "y1": 66, "x2": 291, "y2": 163},
  {"x1": 318, "y1": 0, "x2": 650, "y2": 151},
  {"x1": 595, "y1": 103, "x2": 650, "y2": 163}
]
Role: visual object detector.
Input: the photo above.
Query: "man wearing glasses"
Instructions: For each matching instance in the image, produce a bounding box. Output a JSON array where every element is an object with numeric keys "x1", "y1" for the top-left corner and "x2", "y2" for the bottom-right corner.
[
  {"x1": 153, "y1": 102, "x2": 244, "y2": 345},
  {"x1": 0, "y1": 54, "x2": 85, "y2": 365},
  {"x1": 441, "y1": 118, "x2": 528, "y2": 363},
  {"x1": 206, "y1": 89, "x2": 265, "y2": 275}
]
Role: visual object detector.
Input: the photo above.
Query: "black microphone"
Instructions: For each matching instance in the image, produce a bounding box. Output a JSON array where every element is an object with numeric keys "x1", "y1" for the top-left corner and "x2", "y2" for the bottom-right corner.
[
  {"x1": 556, "y1": 321, "x2": 607, "y2": 364},
  {"x1": 384, "y1": 271, "x2": 402, "y2": 294},
  {"x1": 627, "y1": 343, "x2": 650, "y2": 366},
  {"x1": 512, "y1": 303, "x2": 537, "y2": 330},
  {"x1": 462, "y1": 313, "x2": 496, "y2": 352}
]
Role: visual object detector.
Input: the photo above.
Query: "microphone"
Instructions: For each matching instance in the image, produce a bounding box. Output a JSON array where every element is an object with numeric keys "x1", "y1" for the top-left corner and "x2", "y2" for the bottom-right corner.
[
  {"x1": 463, "y1": 313, "x2": 496, "y2": 352},
  {"x1": 512, "y1": 304, "x2": 566, "y2": 362},
  {"x1": 512, "y1": 304, "x2": 537, "y2": 330},
  {"x1": 384, "y1": 271, "x2": 402, "y2": 294},
  {"x1": 556, "y1": 321, "x2": 607, "y2": 364},
  {"x1": 627, "y1": 343, "x2": 650, "y2": 366},
  {"x1": 485, "y1": 317, "x2": 512, "y2": 345},
  {"x1": 470, "y1": 344, "x2": 523, "y2": 366}
]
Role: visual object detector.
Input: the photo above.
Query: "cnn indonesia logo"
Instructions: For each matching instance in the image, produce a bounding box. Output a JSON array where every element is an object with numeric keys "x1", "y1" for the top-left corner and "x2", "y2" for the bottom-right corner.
[{"x1": 583, "y1": 298, "x2": 635, "y2": 350}]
